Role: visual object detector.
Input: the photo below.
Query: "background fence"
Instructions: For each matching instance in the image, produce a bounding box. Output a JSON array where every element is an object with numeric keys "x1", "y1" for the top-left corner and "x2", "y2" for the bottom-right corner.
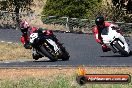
[{"x1": 0, "y1": 11, "x2": 131, "y2": 36}]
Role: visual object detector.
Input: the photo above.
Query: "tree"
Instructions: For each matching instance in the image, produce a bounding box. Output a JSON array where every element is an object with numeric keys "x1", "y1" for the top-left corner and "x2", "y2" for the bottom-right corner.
[
  {"x1": 0, "y1": 0, "x2": 34, "y2": 23},
  {"x1": 42, "y1": 0, "x2": 102, "y2": 19},
  {"x1": 126, "y1": 0, "x2": 132, "y2": 13}
]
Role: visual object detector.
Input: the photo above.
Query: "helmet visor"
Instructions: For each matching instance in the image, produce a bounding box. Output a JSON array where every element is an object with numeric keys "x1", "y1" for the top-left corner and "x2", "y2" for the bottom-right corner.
[{"x1": 96, "y1": 21, "x2": 104, "y2": 26}]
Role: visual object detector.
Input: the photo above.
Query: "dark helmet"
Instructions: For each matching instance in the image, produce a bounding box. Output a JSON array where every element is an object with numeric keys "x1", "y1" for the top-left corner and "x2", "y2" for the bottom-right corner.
[
  {"x1": 19, "y1": 20, "x2": 30, "y2": 34},
  {"x1": 95, "y1": 16, "x2": 105, "y2": 26}
]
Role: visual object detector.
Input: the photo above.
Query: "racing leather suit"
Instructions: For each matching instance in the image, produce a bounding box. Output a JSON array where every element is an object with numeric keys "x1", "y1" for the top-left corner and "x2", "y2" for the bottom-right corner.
[
  {"x1": 20, "y1": 27, "x2": 57, "y2": 47},
  {"x1": 92, "y1": 21, "x2": 130, "y2": 52},
  {"x1": 20, "y1": 27, "x2": 38, "y2": 47},
  {"x1": 92, "y1": 22, "x2": 111, "y2": 45},
  {"x1": 20, "y1": 27, "x2": 59, "y2": 56}
]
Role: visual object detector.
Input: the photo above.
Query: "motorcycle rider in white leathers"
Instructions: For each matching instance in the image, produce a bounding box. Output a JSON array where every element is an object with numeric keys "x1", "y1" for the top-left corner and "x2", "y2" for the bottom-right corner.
[{"x1": 92, "y1": 16, "x2": 132, "y2": 55}]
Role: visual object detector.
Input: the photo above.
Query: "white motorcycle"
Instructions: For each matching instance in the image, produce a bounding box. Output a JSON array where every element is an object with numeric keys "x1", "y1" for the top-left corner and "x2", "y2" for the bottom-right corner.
[{"x1": 101, "y1": 25, "x2": 131, "y2": 56}]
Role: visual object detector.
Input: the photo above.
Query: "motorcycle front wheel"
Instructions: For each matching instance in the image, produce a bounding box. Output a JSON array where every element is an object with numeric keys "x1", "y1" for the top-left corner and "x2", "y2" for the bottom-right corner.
[{"x1": 59, "y1": 45, "x2": 70, "y2": 61}]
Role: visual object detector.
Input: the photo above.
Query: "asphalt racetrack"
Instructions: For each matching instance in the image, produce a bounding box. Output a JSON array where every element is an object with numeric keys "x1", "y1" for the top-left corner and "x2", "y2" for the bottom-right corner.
[{"x1": 0, "y1": 29, "x2": 132, "y2": 67}]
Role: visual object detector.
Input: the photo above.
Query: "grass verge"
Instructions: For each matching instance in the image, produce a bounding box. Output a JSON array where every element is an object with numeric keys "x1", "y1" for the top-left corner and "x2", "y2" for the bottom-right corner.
[
  {"x1": 0, "y1": 42, "x2": 32, "y2": 61},
  {"x1": 0, "y1": 67, "x2": 132, "y2": 88}
]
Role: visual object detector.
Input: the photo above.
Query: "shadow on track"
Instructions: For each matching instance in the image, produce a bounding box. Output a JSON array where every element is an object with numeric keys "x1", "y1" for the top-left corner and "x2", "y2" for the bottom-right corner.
[{"x1": 100, "y1": 55, "x2": 132, "y2": 57}]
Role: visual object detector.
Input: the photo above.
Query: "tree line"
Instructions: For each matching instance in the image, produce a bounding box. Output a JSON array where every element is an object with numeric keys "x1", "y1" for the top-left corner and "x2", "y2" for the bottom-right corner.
[{"x1": 0, "y1": 0, "x2": 131, "y2": 23}]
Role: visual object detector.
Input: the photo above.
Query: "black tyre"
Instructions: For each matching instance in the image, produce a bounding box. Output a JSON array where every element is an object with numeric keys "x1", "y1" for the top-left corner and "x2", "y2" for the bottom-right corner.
[
  {"x1": 60, "y1": 46, "x2": 70, "y2": 61},
  {"x1": 114, "y1": 40, "x2": 129, "y2": 56},
  {"x1": 39, "y1": 45, "x2": 58, "y2": 61}
]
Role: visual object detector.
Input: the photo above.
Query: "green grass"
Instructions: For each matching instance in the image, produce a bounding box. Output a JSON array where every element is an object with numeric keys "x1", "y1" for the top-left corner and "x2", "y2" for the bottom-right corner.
[{"x1": 0, "y1": 75, "x2": 132, "y2": 88}]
